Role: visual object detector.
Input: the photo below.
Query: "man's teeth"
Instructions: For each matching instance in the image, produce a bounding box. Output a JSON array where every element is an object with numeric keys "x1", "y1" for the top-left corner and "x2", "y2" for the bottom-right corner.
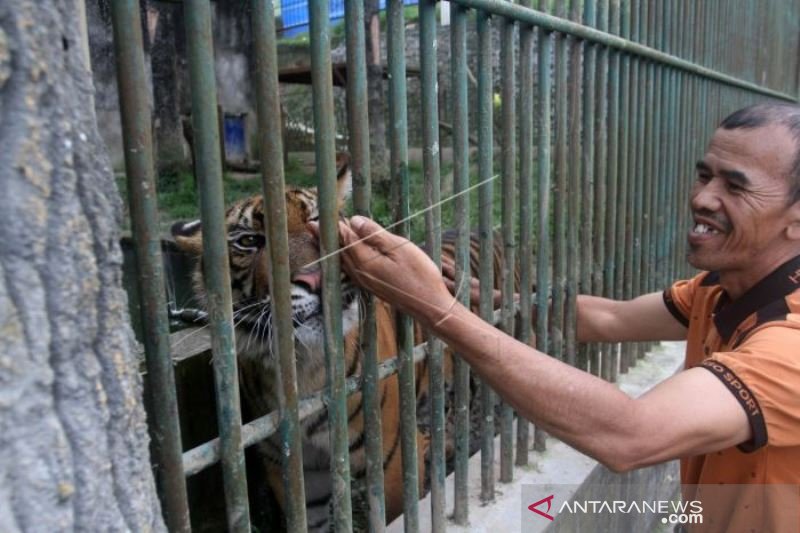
[{"x1": 693, "y1": 223, "x2": 719, "y2": 235}]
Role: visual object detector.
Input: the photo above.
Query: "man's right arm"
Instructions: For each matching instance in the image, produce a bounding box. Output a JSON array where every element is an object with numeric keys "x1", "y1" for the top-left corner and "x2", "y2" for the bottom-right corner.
[{"x1": 576, "y1": 292, "x2": 688, "y2": 343}]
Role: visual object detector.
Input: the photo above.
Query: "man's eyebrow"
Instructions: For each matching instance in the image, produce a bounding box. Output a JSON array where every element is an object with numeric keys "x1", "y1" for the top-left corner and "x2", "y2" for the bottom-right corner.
[
  {"x1": 695, "y1": 161, "x2": 711, "y2": 173},
  {"x1": 694, "y1": 161, "x2": 751, "y2": 187}
]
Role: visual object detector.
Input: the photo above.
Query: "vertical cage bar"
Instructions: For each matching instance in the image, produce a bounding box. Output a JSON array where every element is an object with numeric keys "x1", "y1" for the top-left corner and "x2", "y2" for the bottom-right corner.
[
  {"x1": 516, "y1": 6, "x2": 535, "y2": 466},
  {"x1": 565, "y1": 0, "x2": 582, "y2": 375},
  {"x1": 499, "y1": 10, "x2": 517, "y2": 485},
  {"x1": 615, "y1": 0, "x2": 631, "y2": 374},
  {"x1": 251, "y1": 2, "x2": 307, "y2": 531},
  {"x1": 386, "y1": 3, "x2": 421, "y2": 530},
  {"x1": 183, "y1": 1, "x2": 251, "y2": 530},
  {"x1": 535, "y1": 24, "x2": 553, "y2": 452},
  {"x1": 419, "y1": 0, "x2": 445, "y2": 529},
  {"x1": 451, "y1": 3, "x2": 471, "y2": 524},
  {"x1": 308, "y1": 2, "x2": 354, "y2": 530},
  {"x1": 603, "y1": 0, "x2": 620, "y2": 382},
  {"x1": 110, "y1": 2, "x2": 191, "y2": 530},
  {"x1": 344, "y1": 0, "x2": 387, "y2": 529},
  {"x1": 591, "y1": 0, "x2": 608, "y2": 378},
  {"x1": 579, "y1": 0, "x2": 597, "y2": 374},
  {"x1": 551, "y1": 3, "x2": 568, "y2": 374},
  {"x1": 476, "y1": 6, "x2": 496, "y2": 503}
]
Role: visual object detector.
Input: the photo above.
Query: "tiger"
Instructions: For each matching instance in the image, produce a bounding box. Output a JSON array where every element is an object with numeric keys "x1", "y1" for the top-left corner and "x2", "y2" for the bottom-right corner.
[{"x1": 171, "y1": 158, "x2": 524, "y2": 531}]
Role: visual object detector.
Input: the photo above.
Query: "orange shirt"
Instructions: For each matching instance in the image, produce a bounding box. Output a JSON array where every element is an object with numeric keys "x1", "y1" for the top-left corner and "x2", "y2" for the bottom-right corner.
[{"x1": 664, "y1": 256, "x2": 800, "y2": 531}]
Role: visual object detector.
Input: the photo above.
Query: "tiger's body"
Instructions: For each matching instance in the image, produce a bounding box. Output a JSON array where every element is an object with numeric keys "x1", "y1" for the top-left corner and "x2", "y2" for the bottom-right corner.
[{"x1": 172, "y1": 162, "x2": 522, "y2": 531}]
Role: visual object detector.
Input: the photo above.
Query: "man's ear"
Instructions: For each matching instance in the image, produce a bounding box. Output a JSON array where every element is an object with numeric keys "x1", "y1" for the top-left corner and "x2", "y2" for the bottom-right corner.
[
  {"x1": 171, "y1": 219, "x2": 204, "y2": 255},
  {"x1": 336, "y1": 153, "x2": 352, "y2": 210}
]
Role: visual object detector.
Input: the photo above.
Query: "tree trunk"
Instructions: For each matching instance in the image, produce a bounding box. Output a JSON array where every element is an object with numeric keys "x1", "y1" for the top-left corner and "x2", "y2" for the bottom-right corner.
[
  {"x1": 0, "y1": 1, "x2": 165, "y2": 531},
  {"x1": 364, "y1": 0, "x2": 388, "y2": 188}
]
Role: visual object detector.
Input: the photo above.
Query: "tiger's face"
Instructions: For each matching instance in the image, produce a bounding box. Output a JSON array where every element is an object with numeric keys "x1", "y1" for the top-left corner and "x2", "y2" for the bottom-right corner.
[{"x1": 171, "y1": 163, "x2": 359, "y2": 366}]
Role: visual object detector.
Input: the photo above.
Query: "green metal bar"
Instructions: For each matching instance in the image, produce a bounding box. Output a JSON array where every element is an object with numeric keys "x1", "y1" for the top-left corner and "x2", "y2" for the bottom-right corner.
[
  {"x1": 535, "y1": 24, "x2": 553, "y2": 452},
  {"x1": 616, "y1": 0, "x2": 631, "y2": 374},
  {"x1": 516, "y1": 7, "x2": 535, "y2": 466},
  {"x1": 552, "y1": 10, "x2": 568, "y2": 370},
  {"x1": 251, "y1": 2, "x2": 307, "y2": 531},
  {"x1": 418, "y1": 0, "x2": 445, "y2": 529},
  {"x1": 183, "y1": 1, "x2": 251, "y2": 530},
  {"x1": 590, "y1": 0, "x2": 608, "y2": 377},
  {"x1": 565, "y1": 0, "x2": 582, "y2": 373},
  {"x1": 343, "y1": 0, "x2": 387, "y2": 529},
  {"x1": 451, "y1": 3, "x2": 471, "y2": 524},
  {"x1": 109, "y1": 2, "x2": 190, "y2": 530},
  {"x1": 632, "y1": 0, "x2": 644, "y2": 364},
  {"x1": 449, "y1": 0, "x2": 796, "y2": 101},
  {"x1": 499, "y1": 11, "x2": 517, "y2": 485},
  {"x1": 476, "y1": 7, "x2": 496, "y2": 503},
  {"x1": 308, "y1": 2, "x2": 354, "y2": 530},
  {"x1": 386, "y1": 3, "x2": 421, "y2": 530},
  {"x1": 579, "y1": 0, "x2": 596, "y2": 374},
  {"x1": 603, "y1": 0, "x2": 620, "y2": 382}
]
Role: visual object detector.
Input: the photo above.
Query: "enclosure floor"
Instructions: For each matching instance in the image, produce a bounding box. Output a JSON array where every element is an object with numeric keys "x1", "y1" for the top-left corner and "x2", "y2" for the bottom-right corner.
[{"x1": 388, "y1": 341, "x2": 686, "y2": 533}]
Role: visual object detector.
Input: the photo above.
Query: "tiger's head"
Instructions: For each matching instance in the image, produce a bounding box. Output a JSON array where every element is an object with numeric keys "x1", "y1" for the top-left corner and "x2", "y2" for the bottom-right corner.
[{"x1": 171, "y1": 160, "x2": 359, "y2": 367}]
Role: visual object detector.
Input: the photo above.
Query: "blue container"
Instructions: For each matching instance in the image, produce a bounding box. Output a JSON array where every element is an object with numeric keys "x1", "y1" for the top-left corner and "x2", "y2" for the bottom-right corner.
[
  {"x1": 223, "y1": 114, "x2": 247, "y2": 163},
  {"x1": 279, "y1": 0, "x2": 418, "y2": 37}
]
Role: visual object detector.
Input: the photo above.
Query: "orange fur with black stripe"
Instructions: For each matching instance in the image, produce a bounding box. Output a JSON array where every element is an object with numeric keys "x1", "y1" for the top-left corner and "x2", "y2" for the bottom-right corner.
[
  {"x1": 172, "y1": 164, "x2": 428, "y2": 531},
  {"x1": 172, "y1": 159, "x2": 526, "y2": 530}
]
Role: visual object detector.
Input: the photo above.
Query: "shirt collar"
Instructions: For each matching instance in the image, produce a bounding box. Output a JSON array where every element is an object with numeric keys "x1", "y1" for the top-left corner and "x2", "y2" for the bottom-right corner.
[{"x1": 713, "y1": 254, "x2": 800, "y2": 343}]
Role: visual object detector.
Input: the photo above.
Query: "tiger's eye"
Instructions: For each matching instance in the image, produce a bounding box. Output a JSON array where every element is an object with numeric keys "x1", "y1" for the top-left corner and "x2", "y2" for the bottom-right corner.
[{"x1": 237, "y1": 235, "x2": 258, "y2": 248}]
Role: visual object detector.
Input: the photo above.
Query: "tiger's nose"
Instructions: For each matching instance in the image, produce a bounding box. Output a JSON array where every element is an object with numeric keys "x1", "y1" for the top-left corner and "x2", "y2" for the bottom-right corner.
[{"x1": 292, "y1": 268, "x2": 323, "y2": 293}]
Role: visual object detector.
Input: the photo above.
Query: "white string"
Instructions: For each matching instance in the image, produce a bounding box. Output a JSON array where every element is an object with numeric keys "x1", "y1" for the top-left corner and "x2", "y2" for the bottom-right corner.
[{"x1": 301, "y1": 173, "x2": 500, "y2": 271}]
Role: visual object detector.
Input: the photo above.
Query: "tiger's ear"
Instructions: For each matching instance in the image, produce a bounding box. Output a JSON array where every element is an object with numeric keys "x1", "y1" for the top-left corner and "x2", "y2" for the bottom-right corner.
[
  {"x1": 171, "y1": 219, "x2": 204, "y2": 255},
  {"x1": 336, "y1": 152, "x2": 352, "y2": 209}
]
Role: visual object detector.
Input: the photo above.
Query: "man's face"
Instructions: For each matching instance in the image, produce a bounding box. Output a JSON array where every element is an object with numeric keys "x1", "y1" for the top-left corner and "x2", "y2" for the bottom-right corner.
[{"x1": 688, "y1": 124, "x2": 797, "y2": 283}]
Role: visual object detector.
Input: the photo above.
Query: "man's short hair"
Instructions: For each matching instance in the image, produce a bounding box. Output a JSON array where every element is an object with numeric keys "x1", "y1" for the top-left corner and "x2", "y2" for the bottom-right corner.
[{"x1": 719, "y1": 103, "x2": 800, "y2": 204}]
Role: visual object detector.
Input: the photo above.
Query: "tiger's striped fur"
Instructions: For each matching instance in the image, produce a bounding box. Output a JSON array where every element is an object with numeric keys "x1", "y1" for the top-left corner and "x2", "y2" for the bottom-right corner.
[{"x1": 172, "y1": 162, "x2": 525, "y2": 531}]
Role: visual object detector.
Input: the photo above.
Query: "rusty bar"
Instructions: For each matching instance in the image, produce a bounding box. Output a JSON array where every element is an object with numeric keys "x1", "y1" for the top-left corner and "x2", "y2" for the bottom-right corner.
[
  {"x1": 183, "y1": 0, "x2": 251, "y2": 529},
  {"x1": 603, "y1": 0, "x2": 620, "y2": 382},
  {"x1": 451, "y1": 2, "x2": 472, "y2": 524},
  {"x1": 516, "y1": 3, "x2": 535, "y2": 466},
  {"x1": 386, "y1": 2, "x2": 421, "y2": 530},
  {"x1": 475, "y1": 6, "x2": 496, "y2": 503},
  {"x1": 579, "y1": 0, "x2": 597, "y2": 374},
  {"x1": 344, "y1": 0, "x2": 387, "y2": 529},
  {"x1": 534, "y1": 23, "x2": 553, "y2": 452},
  {"x1": 251, "y1": 1, "x2": 307, "y2": 531},
  {"x1": 551, "y1": 0, "x2": 568, "y2": 375},
  {"x1": 109, "y1": 1, "x2": 191, "y2": 530},
  {"x1": 419, "y1": 0, "x2": 446, "y2": 529},
  {"x1": 499, "y1": 9, "x2": 517, "y2": 485},
  {"x1": 616, "y1": 0, "x2": 631, "y2": 374},
  {"x1": 308, "y1": 1, "x2": 354, "y2": 529},
  {"x1": 590, "y1": 0, "x2": 608, "y2": 377}
]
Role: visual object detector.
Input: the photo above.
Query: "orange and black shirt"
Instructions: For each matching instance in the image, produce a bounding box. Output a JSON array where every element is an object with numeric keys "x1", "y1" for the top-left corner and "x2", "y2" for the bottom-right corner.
[{"x1": 663, "y1": 255, "x2": 800, "y2": 531}]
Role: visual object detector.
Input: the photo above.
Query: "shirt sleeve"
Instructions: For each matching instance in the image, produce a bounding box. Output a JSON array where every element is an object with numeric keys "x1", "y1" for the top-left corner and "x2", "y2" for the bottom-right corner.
[
  {"x1": 702, "y1": 325, "x2": 800, "y2": 451},
  {"x1": 663, "y1": 276, "x2": 703, "y2": 328}
]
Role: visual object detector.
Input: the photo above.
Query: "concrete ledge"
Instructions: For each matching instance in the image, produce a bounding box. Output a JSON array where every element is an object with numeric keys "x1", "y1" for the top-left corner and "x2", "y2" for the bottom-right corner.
[{"x1": 388, "y1": 342, "x2": 686, "y2": 532}]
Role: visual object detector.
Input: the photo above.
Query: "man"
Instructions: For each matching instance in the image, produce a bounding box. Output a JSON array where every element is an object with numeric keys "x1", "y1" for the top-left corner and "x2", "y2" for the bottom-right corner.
[{"x1": 317, "y1": 104, "x2": 800, "y2": 531}]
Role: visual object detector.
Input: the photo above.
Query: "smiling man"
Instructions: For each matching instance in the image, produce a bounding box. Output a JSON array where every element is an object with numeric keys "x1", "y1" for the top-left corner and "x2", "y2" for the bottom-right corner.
[{"x1": 321, "y1": 103, "x2": 800, "y2": 531}]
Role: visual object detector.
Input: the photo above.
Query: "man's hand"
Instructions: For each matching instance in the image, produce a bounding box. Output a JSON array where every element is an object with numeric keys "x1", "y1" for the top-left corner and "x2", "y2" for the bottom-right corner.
[{"x1": 315, "y1": 216, "x2": 459, "y2": 327}]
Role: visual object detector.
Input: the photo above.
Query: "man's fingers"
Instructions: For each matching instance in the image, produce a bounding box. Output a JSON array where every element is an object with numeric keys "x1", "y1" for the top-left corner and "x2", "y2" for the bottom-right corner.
[{"x1": 349, "y1": 216, "x2": 408, "y2": 252}]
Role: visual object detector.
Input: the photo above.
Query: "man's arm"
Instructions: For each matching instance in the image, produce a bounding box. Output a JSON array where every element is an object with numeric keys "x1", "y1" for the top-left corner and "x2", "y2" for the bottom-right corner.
[
  {"x1": 442, "y1": 259, "x2": 688, "y2": 344},
  {"x1": 331, "y1": 216, "x2": 752, "y2": 472},
  {"x1": 576, "y1": 292, "x2": 688, "y2": 343},
  {"x1": 432, "y1": 303, "x2": 751, "y2": 472}
]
